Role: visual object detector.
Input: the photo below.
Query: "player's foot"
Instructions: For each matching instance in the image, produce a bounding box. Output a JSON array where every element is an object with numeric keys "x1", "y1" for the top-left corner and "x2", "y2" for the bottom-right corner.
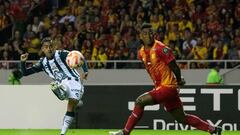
[
  {"x1": 211, "y1": 126, "x2": 222, "y2": 135},
  {"x1": 109, "y1": 130, "x2": 124, "y2": 135}
]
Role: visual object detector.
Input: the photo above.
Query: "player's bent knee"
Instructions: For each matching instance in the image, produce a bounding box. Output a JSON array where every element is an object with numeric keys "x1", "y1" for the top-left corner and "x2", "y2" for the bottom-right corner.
[
  {"x1": 69, "y1": 98, "x2": 79, "y2": 103},
  {"x1": 135, "y1": 97, "x2": 144, "y2": 107},
  {"x1": 68, "y1": 99, "x2": 79, "y2": 107}
]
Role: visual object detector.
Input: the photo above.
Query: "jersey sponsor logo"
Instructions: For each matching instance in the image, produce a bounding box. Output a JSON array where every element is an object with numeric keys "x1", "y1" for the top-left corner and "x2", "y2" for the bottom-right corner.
[
  {"x1": 71, "y1": 89, "x2": 80, "y2": 92},
  {"x1": 163, "y1": 48, "x2": 169, "y2": 54},
  {"x1": 52, "y1": 65, "x2": 64, "y2": 81},
  {"x1": 54, "y1": 71, "x2": 63, "y2": 81},
  {"x1": 56, "y1": 57, "x2": 63, "y2": 65}
]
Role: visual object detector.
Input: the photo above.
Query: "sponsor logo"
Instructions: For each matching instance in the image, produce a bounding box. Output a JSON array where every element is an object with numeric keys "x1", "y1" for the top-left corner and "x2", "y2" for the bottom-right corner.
[
  {"x1": 153, "y1": 119, "x2": 239, "y2": 131},
  {"x1": 128, "y1": 88, "x2": 236, "y2": 111},
  {"x1": 71, "y1": 89, "x2": 80, "y2": 92},
  {"x1": 163, "y1": 48, "x2": 169, "y2": 54}
]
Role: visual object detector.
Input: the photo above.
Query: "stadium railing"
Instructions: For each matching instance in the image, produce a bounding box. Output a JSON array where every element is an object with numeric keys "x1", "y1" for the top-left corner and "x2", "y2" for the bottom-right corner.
[
  {"x1": 0, "y1": 60, "x2": 240, "y2": 69},
  {"x1": 221, "y1": 64, "x2": 240, "y2": 81}
]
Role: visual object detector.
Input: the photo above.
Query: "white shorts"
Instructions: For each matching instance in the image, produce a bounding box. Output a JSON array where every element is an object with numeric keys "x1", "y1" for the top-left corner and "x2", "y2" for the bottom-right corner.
[{"x1": 60, "y1": 78, "x2": 84, "y2": 100}]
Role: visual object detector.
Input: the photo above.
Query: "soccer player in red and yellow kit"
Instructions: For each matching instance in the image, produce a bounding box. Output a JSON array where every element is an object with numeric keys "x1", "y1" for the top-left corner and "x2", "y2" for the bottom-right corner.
[{"x1": 109, "y1": 23, "x2": 222, "y2": 135}]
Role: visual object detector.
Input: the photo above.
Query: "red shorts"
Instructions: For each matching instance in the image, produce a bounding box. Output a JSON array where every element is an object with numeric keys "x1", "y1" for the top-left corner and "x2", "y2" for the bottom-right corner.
[{"x1": 148, "y1": 86, "x2": 182, "y2": 112}]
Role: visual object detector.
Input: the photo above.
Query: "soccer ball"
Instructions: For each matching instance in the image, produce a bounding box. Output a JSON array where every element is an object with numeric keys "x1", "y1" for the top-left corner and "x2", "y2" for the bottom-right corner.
[{"x1": 66, "y1": 50, "x2": 84, "y2": 69}]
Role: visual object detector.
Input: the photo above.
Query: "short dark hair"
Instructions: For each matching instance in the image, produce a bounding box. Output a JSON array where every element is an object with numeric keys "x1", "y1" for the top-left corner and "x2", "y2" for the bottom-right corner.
[
  {"x1": 141, "y1": 23, "x2": 152, "y2": 30},
  {"x1": 41, "y1": 37, "x2": 53, "y2": 45}
]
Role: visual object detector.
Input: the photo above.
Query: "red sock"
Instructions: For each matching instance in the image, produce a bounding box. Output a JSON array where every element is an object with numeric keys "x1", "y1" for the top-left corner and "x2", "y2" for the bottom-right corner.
[
  {"x1": 123, "y1": 105, "x2": 144, "y2": 135},
  {"x1": 185, "y1": 114, "x2": 215, "y2": 133}
]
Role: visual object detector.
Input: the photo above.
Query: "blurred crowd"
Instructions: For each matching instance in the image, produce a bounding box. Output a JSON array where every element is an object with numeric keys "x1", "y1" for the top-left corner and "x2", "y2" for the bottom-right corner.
[{"x1": 0, "y1": 0, "x2": 240, "y2": 69}]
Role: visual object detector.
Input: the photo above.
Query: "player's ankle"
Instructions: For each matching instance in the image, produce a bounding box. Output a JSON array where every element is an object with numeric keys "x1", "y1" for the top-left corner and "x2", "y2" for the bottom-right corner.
[
  {"x1": 123, "y1": 129, "x2": 129, "y2": 135},
  {"x1": 210, "y1": 127, "x2": 216, "y2": 134},
  {"x1": 210, "y1": 126, "x2": 221, "y2": 134}
]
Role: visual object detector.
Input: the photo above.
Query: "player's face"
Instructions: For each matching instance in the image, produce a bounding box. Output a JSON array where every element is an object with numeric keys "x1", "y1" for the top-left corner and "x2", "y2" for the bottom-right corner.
[
  {"x1": 140, "y1": 28, "x2": 154, "y2": 46},
  {"x1": 41, "y1": 42, "x2": 56, "y2": 58}
]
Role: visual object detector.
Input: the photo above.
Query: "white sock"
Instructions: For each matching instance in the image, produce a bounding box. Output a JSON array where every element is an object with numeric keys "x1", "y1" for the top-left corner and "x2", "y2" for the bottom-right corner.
[{"x1": 60, "y1": 115, "x2": 74, "y2": 135}]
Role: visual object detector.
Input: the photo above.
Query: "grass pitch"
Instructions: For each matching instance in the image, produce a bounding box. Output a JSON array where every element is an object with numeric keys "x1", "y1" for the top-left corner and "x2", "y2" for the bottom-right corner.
[{"x1": 0, "y1": 129, "x2": 237, "y2": 135}]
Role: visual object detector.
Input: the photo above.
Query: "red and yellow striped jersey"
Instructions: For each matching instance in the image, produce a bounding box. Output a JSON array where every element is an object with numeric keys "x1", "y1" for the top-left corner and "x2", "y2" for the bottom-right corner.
[{"x1": 138, "y1": 40, "x2": 177, "y2": 88}]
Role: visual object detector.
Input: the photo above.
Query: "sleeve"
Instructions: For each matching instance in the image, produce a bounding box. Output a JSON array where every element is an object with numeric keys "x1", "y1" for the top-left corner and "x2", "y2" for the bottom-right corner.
[
  {"x1": 82, "y1": 58, "x2": 88, "y2": 73},
  {"x1": 20, "y1": 59, "x2": 44, "y2": 76},
  {"x1": 157, "y1": 46, "x2": 175, "y2": 64},
  {"x1": 60, "y1": 50, "x2": 70, "y2": 60}
]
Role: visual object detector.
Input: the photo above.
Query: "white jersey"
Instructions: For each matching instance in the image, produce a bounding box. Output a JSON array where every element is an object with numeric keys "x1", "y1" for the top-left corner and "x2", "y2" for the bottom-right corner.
[
  {"x1": 41, "y1": 50, "x2": 80, "y2": 82},
  {"x1": 21, "y1": 50, "x2": 88, "y2": 82},
  {"x1": 20, "y1": 50, "x2": 88, "y2": 100}
]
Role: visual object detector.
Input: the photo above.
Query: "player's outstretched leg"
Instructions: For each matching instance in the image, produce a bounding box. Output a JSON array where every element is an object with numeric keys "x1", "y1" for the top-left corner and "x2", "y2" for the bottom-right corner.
[
  {"x1": 109, "y1": 105, "x2": 143, "y2": 135},
  {"x1": 109, "y1": 93, "x2": 155, "y2": 135},
  {"x1": 169, "y1": 107, "x2": 222, "y2": 135},
  {"x1": 185, "y1": 114, "x2": 215, "y2": 132},
  {"x1": 109, "y1": 104, "x2": 144, "y2": 135}
]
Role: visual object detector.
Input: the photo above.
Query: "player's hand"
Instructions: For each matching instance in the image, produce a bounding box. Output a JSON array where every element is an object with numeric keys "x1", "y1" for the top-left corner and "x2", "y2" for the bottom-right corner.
[
  {"x1": 178, "y1": 76, "x2": 185, "y2": 86},
  {"x1": 81, "y1": 72, "x2": 88, "y2": 80},
  {"x1": 20, "y1": 53, "x2": 29, "y2": 62}
]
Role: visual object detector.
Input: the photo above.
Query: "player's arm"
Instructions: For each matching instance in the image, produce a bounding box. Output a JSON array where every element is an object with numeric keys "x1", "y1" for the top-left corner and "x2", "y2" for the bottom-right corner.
[
  {"x1": 20, "y1": 53, "x2": 43, "y2": 76},
  {"x1": 81, "y1": 58, "x2": 89, "y2": 80},
  {"x1": 157, "y1": 46, "x2": 185, "y2": 86},
  {"x1": 168, "y1": 60, "x2": 185, "y2": 86}
]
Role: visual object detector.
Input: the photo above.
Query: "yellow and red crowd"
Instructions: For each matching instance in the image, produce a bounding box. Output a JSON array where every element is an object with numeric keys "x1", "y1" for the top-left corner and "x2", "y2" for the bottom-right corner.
[{"x1": 0, "y1": 0, "x2": 240, "y2": 69}]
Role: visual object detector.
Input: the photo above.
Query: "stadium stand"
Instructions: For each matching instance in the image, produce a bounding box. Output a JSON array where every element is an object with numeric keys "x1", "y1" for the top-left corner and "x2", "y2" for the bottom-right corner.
[{"x1": 0, "y1": 0, "x2": 240, "y2": 69}]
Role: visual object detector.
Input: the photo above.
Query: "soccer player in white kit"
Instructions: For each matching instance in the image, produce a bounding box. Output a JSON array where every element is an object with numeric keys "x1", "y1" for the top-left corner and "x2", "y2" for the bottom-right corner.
[{"x1": 20, "y1": 37, "x2": 88, "y2": 135}]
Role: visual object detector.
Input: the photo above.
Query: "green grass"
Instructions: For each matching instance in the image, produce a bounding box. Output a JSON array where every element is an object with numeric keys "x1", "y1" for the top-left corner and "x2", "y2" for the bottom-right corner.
[{"x1": 0, "y1": 129, "x2": 237, "y2": 135}]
